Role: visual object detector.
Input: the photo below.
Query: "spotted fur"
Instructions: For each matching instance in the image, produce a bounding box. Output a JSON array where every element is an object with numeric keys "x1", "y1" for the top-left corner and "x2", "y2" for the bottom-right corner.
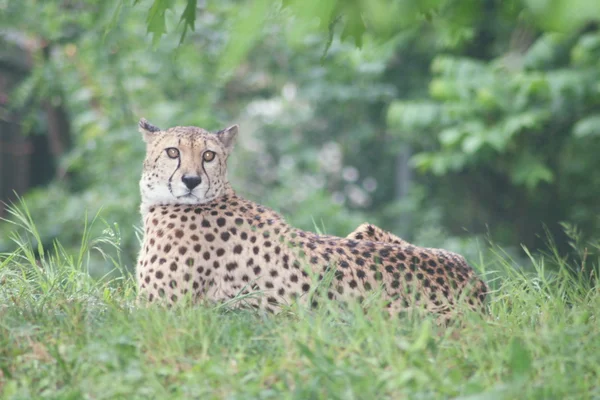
[{"x1": 136, "y1": 120, "x2": 488, "y2": 319}]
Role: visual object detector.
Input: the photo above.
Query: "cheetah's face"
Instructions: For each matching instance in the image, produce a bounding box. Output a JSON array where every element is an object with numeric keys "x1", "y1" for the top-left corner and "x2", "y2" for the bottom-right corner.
[{"x1": 138, "y1": 119, "x2": 238, "y2": 207}]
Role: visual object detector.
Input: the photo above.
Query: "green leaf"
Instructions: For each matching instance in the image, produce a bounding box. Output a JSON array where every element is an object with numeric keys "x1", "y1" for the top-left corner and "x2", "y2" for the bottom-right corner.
[
  {"x1": 146, "y1": 0, "x2": 173, "y2": 47},
  {"x1": 462, "y1": 135, "x2": 484, "y2": 154},
  {"x1": 104, "y1": 0, "x2": 124, "y2": 40},
  {"x1": 571, "y1": 32, "x2": 600, "y2": 65},
  {"x1": 573, "y1": 115, "x2": 600, "y2": 137},
  {"x1": 525, "y1": 0, "x2": 600, "y2": 32},
  {"x1": 340, "y1": 6, "x2": 365, "y2": 48},
  {"x1": 321, "y1": 15, "x2": 342, "y2": 62},
  {"x1": 179, "y1": 0, "x2": 197, "y2": 44},
  {"x1": 502, "y1": 111, "x2": 549, "y2": 140},
  {"x1": 511, "y1": 153, "x2": 554, "y2": 189},
  {"x1": 523, "y1": 34, "x2": 561, "y2": 69},
  {"x1": 387, "y1": 101, "x2": 440, "y2": 131},
  {"x1": 409, "y1": 153, "x2": 435, "y2": 173},
  {"x1": 429, "y1": 79, "x2": 457, "y2": 100},
  {"x1": 483, "y1": 127, "x2": 507, "y2": 151},
  {"x1": 439, "y1": 128, "x2": 463, "y2": 147},
  {"x1": 218, "y1": 0, "x2": 271, "y2": 76},
  {"x1": 475, "y1": 87, "x2": 497, "y2": 109},
  {"x1": 281, "y1": 0, "x2": 338, "y2": 60}
]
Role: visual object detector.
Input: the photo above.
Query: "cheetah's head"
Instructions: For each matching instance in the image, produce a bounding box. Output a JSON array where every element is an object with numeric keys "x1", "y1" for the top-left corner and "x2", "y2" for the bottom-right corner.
[{"x1": 138, "y1": 119, "x2": 238, "y2": 215}]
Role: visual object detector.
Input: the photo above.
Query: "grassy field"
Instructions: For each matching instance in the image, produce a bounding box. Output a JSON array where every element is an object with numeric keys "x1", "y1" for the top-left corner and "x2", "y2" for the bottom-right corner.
[{"x1": 0, "y1": 205, "x2": 598, "y2": 399}]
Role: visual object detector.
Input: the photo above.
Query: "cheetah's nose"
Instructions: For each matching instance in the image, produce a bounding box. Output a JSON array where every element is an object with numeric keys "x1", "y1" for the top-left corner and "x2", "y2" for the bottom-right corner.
[{"x1": 182, "y1": 175, "x2": 202, "y2": 190}]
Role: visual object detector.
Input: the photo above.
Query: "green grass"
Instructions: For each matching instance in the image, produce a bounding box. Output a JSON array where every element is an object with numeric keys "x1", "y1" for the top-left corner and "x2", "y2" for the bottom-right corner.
[{"x1": 0, "y1": 203, "x2": 599, "y2": 399}]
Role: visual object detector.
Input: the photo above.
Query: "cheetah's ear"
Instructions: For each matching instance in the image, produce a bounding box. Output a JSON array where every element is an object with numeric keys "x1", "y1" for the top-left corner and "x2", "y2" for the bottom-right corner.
[
  {"x1": 138, "y1": 118, "x2": 162, "y2": 143},
  {"x1": 215, "y1": 124, "x2": 238, "y2": 152}
]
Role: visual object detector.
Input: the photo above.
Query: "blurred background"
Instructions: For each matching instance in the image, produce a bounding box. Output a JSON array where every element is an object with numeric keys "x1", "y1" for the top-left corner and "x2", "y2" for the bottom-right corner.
[{"x1": 1, "y1": 0, "x2": 599, "y2": 274}]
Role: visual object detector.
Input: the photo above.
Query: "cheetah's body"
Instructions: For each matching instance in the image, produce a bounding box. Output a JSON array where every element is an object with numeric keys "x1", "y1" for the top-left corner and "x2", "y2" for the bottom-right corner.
[{"x1": 136, "y1": 120, "x2": 487, "y2": 317}]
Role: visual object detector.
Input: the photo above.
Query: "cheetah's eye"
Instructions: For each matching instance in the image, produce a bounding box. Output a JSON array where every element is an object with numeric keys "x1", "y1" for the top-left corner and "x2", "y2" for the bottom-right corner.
[
  {"x1": 203, "y1": 151, "x2": 216, "y2": 162},
  {"x1": 166, "y1": 148, "x2": 179, "y2": 159}
]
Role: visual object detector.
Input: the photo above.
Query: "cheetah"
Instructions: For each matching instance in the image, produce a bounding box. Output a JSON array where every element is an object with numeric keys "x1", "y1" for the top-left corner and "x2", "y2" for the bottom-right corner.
[{"x1": 136, "y1": 119, "x2": 488, "y2": 319}]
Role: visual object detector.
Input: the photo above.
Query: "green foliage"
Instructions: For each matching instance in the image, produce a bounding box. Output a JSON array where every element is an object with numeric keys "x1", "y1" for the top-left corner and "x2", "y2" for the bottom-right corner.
[
  {"x1": 2, "y1": 0, "x2": 600, "y2": 269},
  {"x1": 138, "y1": 0, "x2": 600, "y2": 59},
  {"x1": 1, "y1": 207, "x2": 599, "y2": 398},
  {"x1": 526, "y1": 0, "x2": 600, "y2": 32},
  {"x1": 145, "y1": 0, "x2": 174, "y2": 46},
  {"x1": 388, "y1": 26, "x2": 600, "y2": 248},
  {"x1": 1, "y1": 0, "x2": 396, "y2": 268}
]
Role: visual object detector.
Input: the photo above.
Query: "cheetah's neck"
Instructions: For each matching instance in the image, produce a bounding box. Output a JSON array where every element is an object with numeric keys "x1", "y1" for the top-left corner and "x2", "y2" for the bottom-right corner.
[{"x1": 140, "y1": 184, "x2": 236, "y2": 220}]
